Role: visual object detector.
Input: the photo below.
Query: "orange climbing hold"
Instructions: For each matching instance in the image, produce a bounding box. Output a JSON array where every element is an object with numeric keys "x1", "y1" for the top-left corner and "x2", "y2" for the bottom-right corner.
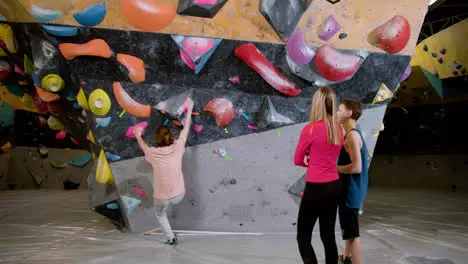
[
  {"x1": 59, "y1": 39, "x2": 112, "y2": 60},
  {"x1": 113, "y1": 82, "x2": 151, "y2": 118},
  {"x1": 35, "y1": 86, "x2": 60, "y2": 102},
  {"x1": 121, "y1": 0, "x2": 176, "y2": 32},
  {"x1": 116, "y1": 54, "x2": 146, "y2": 83},
  {"x1": 204, "y1": 98, "x2": 234, "y2": 127}
]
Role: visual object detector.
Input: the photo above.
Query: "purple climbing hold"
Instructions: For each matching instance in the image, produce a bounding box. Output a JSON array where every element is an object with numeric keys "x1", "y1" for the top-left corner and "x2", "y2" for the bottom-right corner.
[
  {"x1": 437, "y1": 58, "x2": 443, "y2": 64},
  {"x1": 452, "y1": 70, "x2": 459, "y2": 76},
  {"x1": 439, "y1": 48, "x2": 446, "y2": 55},
  {"x1": 287, "y1": 31, "x2": 315, "y2": 65},
  {"x1": 319, "y1": 15, "x2": 342, "y2": 41}
]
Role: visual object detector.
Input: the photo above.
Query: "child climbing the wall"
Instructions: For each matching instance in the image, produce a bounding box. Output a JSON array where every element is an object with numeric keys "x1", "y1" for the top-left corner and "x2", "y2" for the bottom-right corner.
[
  {"x1": 336, "y1": 99, "x2": 369, "y2": 264},
  {"x1": 294, "y1": 87, "x2": 344, "y2": 264},
  {"x1": 134, "y1": 99, "x2": 194, "y2": 246}
]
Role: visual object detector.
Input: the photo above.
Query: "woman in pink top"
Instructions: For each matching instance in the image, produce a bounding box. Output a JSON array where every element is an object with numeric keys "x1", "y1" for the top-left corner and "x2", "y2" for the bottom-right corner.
[
  {"x1": 134, "y1": 100, "x2": 194, "y2": 246},
  {"x1": 294, "y1": 87, "x2": 344, "y2": 264}
]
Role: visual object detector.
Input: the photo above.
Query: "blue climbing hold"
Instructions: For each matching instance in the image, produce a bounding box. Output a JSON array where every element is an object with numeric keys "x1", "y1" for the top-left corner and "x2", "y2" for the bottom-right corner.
[
  {"x1": 31, "y1": 5, "x2": 62, "y2": 22},
  {"x1": 31, "y1": 72, "x2": 41, "y2": 86},
  {"x1": 73, "y1": 2, "x2": 107, "y2": 27},
  {"x1": 73, "y1": 101, "x2": 81, "y2": 110},
  {"x1": 96, "y1": 117, "x2": 111, "y2": 128},
  {"x1": 68, "y1": 153, "x2": 92, "y2": 168},
  {"x1": 105, "y1": 152, "x2": 121, "y2": 162},
  {"x1": 42, "y1": 24, "x2": 79, "y2": 37},
  {"x1": 106, "y1": 202, "x2": 120, "y2": 210},
  {"x1": 0, "y1": 14, "x2": 7, "y2": 22},
  {"x1": 66, "y1": 91, "x2": 75, "y2": 101}
]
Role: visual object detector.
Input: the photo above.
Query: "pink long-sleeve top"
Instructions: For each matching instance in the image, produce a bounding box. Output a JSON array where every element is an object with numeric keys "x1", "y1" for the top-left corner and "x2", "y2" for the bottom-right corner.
[{"x1": 294, "y1": 121, "x2": 343, "y2": 183}]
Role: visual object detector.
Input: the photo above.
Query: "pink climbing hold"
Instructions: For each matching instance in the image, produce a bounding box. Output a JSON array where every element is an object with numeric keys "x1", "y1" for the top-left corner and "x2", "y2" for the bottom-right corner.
[
  {"x1": 180, "y1": 50, "x2": 195, "y2": 70},
  {"x1": 315, "y1": 44, "x2": 361, "y2": 82},
  {"x1": 126, "y1": 121, "x2": 148, "y2": 138},
  {"x1": 195, "y1": 0, "x2": 218, "y2": 4},
  {"x1": 318, "y1": 15, "x2": 342, "y2": 41},
  {"x1": 193, "y1": 124, "x2": 204, "y2": 132},
  {"x1": 134, "y1": 187, "x2": 147, "y2": 197},
  {"x1": 287, "y1": 31, "x2": 315, "y2": 65},
  {"x1": 300, "y1": 192, "x2": 304, "y2": 196},
  {"x1": 182, "y1": 37, "x2": 214, "y2": 60},
  {"x1": 248, "y1": 125, "x2": 257, "y2": 130},
  {"x1": 55, "y1": 130, "x2": 67, "y2": 139},
  {"x1": 229, "y1": 75, "x2": 240, "y2": 84},
  {"x1": 15, "y1": 65, "x2": 25, "y2": 76}
]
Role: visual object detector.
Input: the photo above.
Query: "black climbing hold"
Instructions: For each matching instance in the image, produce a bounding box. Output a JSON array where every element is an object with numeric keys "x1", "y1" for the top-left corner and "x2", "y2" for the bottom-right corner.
[
  {"x1": 251, "y1": 219, "x2": 256, "y2": 222},
  {"x1": 239, "y1": 223, "x2": 243, "y2": 226},
  {"x1": 453, "y1": 70, "x2": 459, "y2": 76},
  {"x1": 431, "y1": 52, "x2": 437, "y2": 58},
  {"x1": 338, "y1": 33, "x2": 347, "y2": 39},
  {"x1": 64, "y1": 179, "x2": 80, "y2": 190},
  {"x1": 434, "y1": 71, "x2": 439, "y2": 78},
  {"x1": 437, "y1": 58, "x2": 443, "y2": 64},
  {"x1": 326, "y1": 0, "x2": 340, "y2": 3},
  {"x1": 229, "y1": 178, "x2": 237, "y2": 185},
  {"x1": 292, "y1": 222, "x2": 297, "y2": 226},
  {"x1": 454, "y1": 62, "x2": 462, "y2": 69},
  {"x1": 461, "y1": 68, "x2": 466, "y2": 74},
  {"x1": 209, "y1": 189, "x2": 215, "y2": 193},
  {"x1": 439, "y1": 48, "x2": 446, "y2": 55},
  {"x1": 423, "y1": 44, "x2": 428, "y2": 52},
  {"x1": 259, "y1": 0, "x2": 311, "y2": 40},
  {"x1": 257, "y1": 187, "x2": 263, "y2": 192},
  {"x1": 177, "y1": 0, "x2": 228, "y2": 19}
]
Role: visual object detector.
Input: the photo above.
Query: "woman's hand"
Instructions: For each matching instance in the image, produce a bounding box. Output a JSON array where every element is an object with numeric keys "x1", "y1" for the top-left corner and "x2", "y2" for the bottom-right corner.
[
  {"x1": 134, "y1": 127, "x2": 143, "y2": 138},
  {"x1": 304, "y1": 155, "x2": 309, "y2": 166}
]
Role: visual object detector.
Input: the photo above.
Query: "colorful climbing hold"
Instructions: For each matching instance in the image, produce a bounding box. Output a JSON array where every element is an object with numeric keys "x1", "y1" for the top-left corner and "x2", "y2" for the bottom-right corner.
[
  {"x1": 59, "y1": 39, "x2": 112, "y2": 60},
  {"x1": 121, "y1": 0, "x2": 176, "y2": 32},
  {"x1": 89, "y1": 89, "x2": 111, "y2": 116},
  {"x1": 105, "y1": 152, "x2": 121, "y2": 162},
  {"x1": 375, "y1": 15, "x2": 411, "y2": 54},
  {"x1": 73, "y1": 2, "x2": 107, "y2": 27},
  {"x1": 31, "y1": 5, "x2": 62, "y2": 22},
  {"x1": 41, "y1": 74, "x2": 64, "y2": 92},
  {"x1": 126, "y1": 121, "x2": 148, "y2": 138},
  {"x1": 314, "y1": 44, "x2": 361, "y2": 82},
  {"x1": 204, "y1": 98, "x2": 234, "y2": 127},
  {"x1": 248, "y1": 125, "x2": 257, "y2": 130},
  {"x1": 229, "y1": 75, "x2": 240, "y2": 84},
  {"x1": 96, "y1": 117, "x2": 112, "y2": 128},
  {"x1": 42, "y1": 25, "x2": 79, "y2": 37},
  {"x1": 318, "y1": 15, "x2": 342, "y2": 41},
  {"x1": 134, "y1": 187, "x2": 147, "y2": 197},
  {"x1": 113, "y1": 82, "x2": 151, "y2": 118},
  {"x1": 193, "y1": 124, "x2": 204, "y2": 133},
  {"x1": 55, "y1": 130, "x2": 67, "y2": 140},
  {"x1": 116, "y1": 54, "x2": 146, "y2": 83},
  {"x1": 276, "y1": 128, "x2": 281, "y2": 137},
  {"x1": 287, "y1": 31, "x2": 315, "y2": 65},
  {"x1": 96, "y1": 149, "x2": 114, "y2": 184},
  {"x1": 47, "y1": 116, "x2": 64, "y2": 130}
]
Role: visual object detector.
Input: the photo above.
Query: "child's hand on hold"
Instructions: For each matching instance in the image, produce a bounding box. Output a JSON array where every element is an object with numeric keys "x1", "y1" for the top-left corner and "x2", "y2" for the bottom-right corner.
[{"x1": 134, "y1": 127, "x2": 143, "y2": 138}]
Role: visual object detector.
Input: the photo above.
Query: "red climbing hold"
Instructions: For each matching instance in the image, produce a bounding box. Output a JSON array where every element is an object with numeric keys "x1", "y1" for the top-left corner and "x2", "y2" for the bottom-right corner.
[
  {"x1": 204, "y1": 98, "x2": 234, "y2": 127},
  {"x1": 235, "y1": 43, "x2": 301, "y2": 97},
  {"x1": 375, "y1": 15, "x2": 411, "y2": 54},
  {"x1": 314, "y1": 44, "x2": 361, "y2": 82}
]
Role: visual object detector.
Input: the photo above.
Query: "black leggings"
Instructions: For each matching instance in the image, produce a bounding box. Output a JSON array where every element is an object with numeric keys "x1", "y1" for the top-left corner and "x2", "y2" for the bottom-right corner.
[{"x1": 297, "y1": 180, "x2": 342, "y2": 264}]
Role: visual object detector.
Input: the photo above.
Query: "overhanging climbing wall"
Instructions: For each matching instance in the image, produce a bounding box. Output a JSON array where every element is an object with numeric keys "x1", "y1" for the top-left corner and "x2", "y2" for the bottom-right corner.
[{"x1": 0, "y1": 0, "x2": 427, "y2": 233}]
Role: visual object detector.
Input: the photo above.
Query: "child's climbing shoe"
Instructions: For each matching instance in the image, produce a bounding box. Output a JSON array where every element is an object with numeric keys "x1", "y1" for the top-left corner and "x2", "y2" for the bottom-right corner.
[
  {"x1": 339, "y1": 254, "x2": 352, "y2": 264},
  {"x1": 164, "y1": 237, "x2": 178, "y2": 246}
]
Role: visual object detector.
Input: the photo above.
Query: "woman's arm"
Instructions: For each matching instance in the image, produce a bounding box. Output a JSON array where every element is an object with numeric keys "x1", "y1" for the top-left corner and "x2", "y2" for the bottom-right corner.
[
  {"x1": 134, "y1": 127, "x2": 150, "y2": 153},
  {"x1": 179, "y1": 99, "x2": 194, "y2": 141},
  {"x1": 294, "y1": 125, "x2": 312, "y2": 167}
]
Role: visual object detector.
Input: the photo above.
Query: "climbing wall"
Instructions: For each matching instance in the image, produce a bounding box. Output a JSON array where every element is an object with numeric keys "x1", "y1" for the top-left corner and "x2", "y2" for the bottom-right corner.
[{"x1": 0, "y1": 0, "x2": 427, "y2": 232}]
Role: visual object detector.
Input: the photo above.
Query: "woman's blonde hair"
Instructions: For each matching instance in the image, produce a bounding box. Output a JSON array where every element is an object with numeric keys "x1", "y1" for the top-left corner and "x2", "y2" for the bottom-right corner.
[
  {"x1": 309, "y1": 86, "x2": 342, "y2": 145},
  {"x1": 154, "y1": 126, "x2": 174, "y2": 147}
]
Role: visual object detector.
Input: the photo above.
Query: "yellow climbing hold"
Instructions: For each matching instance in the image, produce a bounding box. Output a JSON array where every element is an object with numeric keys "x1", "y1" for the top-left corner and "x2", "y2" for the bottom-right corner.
[
  {"x1": 380, "y1": 123, "x2": 385, "y2": 131},
  {"x1": 47, "y1": 116, "x2": 64, "y2": 130},
  {"x1": 0, "y1": 24, "x2": 17, "y2": 56},
  {"x1": 41, "y1": 74, "x2": 64, "y2": 92},
  {"x1": 88, "y1": 88, "x2": 111, "y2": 116},
  {"x1": 21, "y1": 93, "x2": 35, "y2": 109},
  {"x1": 372, "y1": 83, "x2": 393, "y2": 104},
  {"x1": 77, "y1": 88, "x2": 90, "y2": 111},
  {"x1": 87, "y1": 130, "x2": 96, "y2": 144},
  {"x1": 96, "y1": 149, "x2": 113, "y2": 184}
]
